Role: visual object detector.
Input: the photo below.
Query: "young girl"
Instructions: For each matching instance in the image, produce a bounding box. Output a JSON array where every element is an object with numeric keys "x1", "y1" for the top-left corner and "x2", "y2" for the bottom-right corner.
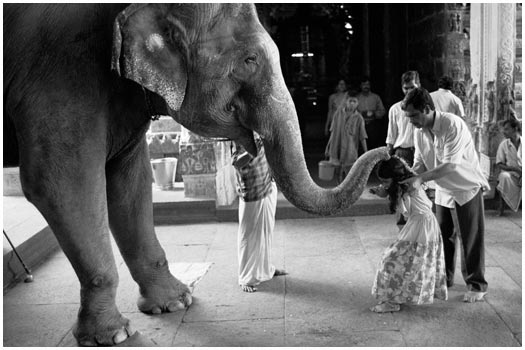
[
  {"x1": 369, "y1": 156, "x2": 447, "y2": 312},
  {"x1": 324, "y1": 91, "x2": 368, "y2": 182}
]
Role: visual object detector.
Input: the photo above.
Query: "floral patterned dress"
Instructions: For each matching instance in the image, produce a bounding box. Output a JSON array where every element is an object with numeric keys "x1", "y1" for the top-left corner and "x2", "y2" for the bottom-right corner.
[{"x1": 372, "y1": 187, "x2": 448, "y2": 305}]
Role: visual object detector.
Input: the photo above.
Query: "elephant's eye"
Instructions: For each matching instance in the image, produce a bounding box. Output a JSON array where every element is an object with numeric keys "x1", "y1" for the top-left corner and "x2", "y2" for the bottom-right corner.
[
  {"x1": 227, "y1": 102, "x2": 236, "y2": 113},
  {"x1": 245, "y1": 55, "x2": 257, "y2": 65}
]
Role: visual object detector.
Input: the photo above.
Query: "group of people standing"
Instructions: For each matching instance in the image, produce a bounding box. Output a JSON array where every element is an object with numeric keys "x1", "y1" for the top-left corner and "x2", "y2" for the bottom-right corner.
[{"x1": 324, "y1": 71, "x2": 509, "y2": 312}]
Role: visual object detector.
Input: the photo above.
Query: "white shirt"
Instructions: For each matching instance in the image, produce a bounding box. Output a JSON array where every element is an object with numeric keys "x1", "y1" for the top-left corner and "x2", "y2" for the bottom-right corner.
[
  {"x1": 430, "y1": 88, "x2": 466, "y2": 118},
  {"x1": 496, "y1": 136, "x2": 522, "y2": 167},
  {"x1": 413, "y1": 111, "x2": 490, "y2": 208},
  {"x1": 385, "y1": 101, "x2": 416, "y2": 148}
]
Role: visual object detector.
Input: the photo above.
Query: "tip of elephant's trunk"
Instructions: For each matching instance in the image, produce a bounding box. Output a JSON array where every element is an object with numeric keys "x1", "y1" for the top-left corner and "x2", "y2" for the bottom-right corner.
[
  {"x1": 339, "y1": 147, "x2": 391, "y2": 190},
  {"x1": 311, "y1": 147, "x2": 390, "y2": 215},
  {"x1": 267, "y1": 144, "x2": 390, "y2": 216}
]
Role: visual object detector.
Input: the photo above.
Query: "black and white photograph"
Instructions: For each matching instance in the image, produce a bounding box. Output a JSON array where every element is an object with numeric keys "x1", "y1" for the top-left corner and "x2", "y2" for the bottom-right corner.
[{"x1": 3, "y1": 2, "x2": 522, "y2": 347}]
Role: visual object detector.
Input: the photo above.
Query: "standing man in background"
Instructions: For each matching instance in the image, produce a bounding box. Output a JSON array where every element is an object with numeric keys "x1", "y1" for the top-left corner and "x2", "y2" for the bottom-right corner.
[
  {"x1": 384, "y1": 70, "x2": 420, "y2": 226},
  {"x1": 430, "y1": 75, "x2": 466, "y2": 119},
  {"x1": 357, "y1": 76, "x2": 386, "y2": 149},
  {"x1": 385, "y1": 70, "x2": 420, "y2": 166}
]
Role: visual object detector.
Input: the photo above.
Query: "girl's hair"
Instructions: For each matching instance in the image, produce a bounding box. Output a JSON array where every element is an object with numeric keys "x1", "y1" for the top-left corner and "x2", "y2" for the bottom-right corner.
[{"x1": 375, "y1": 156, "x2": 416, "y2": 213}]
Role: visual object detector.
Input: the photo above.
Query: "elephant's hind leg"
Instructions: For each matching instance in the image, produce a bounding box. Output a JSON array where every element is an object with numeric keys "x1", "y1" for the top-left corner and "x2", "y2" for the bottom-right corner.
[{"x1": 106, "y1": 139, "x2": 192, "y2": 315}]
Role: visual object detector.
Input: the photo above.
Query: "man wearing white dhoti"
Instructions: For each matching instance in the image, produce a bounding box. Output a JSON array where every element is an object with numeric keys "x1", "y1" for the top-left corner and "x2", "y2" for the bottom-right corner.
[
  {"x1": 233, "y1": 135, "x2": 286, "y2": 293},
  {"x1": 496, "y1": 119, "x2": 522, "y2": 214}
]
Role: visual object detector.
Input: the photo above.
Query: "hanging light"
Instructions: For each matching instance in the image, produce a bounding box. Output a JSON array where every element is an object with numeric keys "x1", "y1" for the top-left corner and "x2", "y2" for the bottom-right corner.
[{"x1": 291, "y1": 52, "x2": 314, "y2": 58}]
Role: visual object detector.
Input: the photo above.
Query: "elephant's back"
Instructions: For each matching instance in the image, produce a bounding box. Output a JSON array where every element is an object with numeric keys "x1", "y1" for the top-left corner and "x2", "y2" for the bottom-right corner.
[
  {"x1": 5, "y1": 4, "x2": 126, "y2": 72},
  {"x1": 4, "y1": 4, "x2": 128, "y2": 121}
]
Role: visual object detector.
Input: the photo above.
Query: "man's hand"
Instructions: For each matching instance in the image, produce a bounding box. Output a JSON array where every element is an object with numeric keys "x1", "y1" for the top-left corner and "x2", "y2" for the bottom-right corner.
[{"x1": 399, "y1": 176, "x2": 423, "y2": 191}]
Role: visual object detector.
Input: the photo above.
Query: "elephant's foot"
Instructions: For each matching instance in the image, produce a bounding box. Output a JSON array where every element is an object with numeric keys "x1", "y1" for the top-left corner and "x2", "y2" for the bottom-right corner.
[
  {"x1": 137, "y1": 275, "x2": 192, "y2": 314},
  {"x1": 72, "y1": 307, "x2": 133, "y2": 346},
  {"x1": 115, "y1": 332, "x2": 156, "y2": 347}
]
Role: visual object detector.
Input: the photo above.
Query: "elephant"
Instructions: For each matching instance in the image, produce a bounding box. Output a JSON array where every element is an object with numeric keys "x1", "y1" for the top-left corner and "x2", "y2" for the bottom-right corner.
[{"x1": 3, "y1": 3, "x2": 389, "y2": 346}]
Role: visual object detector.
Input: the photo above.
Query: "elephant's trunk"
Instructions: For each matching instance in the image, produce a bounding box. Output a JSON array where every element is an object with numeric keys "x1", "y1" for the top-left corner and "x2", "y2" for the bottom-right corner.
[{"x1": 258, "y1": 92, "x2": 390, "y2": 216}]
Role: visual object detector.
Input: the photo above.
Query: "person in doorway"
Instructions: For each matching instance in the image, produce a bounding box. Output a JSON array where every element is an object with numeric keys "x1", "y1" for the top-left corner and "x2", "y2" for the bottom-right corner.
[
  {"x1": 400, "y1": 87, "x2": 489, "y2": 303},
  {"x1": 357, "y1": 76, "x2": 386, "y2": 149},
  {"x1": 430, "y1": 75, "x2": 466, "y2": 118},
  {"x1": 325, "y1": 91, "x2": 368, "y2": 183},
  {"x1": 233, "y1": 134, "x2": 286, "y2": 293},
  {"x1": 370, "y1": 156, "x2": 448, "y2": 313},
  {"x1": 325, "y1": 79, "x2": 349, "y2": 137},
  {"x1": 496, "y1": 119, "x2": 522, "y2": 215}
]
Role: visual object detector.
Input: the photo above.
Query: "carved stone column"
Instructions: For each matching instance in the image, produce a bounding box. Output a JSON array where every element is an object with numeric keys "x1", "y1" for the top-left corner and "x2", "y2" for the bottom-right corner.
[
  {"x1": 444, "y1": 4, "x2": 469, "y2": 104},
  {"x1": 469, "y1": 3, "x2": 516, "y2": 192},
  {"x1": 497, "y1": 3, "x2": 517, "y2": 123}
]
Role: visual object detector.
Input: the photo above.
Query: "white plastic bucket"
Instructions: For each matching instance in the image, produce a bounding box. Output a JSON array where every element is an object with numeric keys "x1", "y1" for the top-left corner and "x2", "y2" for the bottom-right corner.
[
  {"x1": 318, "y1": 160, "x2": 335, "y2": 181},
  {"x1": 151, "y1": 157, "x2": 178, "y2": 190}
]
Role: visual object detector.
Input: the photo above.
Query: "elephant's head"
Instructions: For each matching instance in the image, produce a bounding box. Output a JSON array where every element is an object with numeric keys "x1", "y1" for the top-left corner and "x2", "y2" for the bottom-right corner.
[{"x1": 112, "y1": 3, "x2": 389, "y2": 215}]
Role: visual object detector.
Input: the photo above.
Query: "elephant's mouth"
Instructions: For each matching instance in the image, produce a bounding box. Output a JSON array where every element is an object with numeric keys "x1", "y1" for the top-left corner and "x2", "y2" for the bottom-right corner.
[
  {"x1": 171, "y1": 107, "x2": 257, "y2": 155},
  {"x1": 234, "y1": 127, "x2": 257, "y2": 156}
]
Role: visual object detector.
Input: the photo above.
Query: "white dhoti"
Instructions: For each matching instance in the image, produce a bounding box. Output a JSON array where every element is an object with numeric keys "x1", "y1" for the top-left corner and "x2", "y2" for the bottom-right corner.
[
  {"x1": 497, "y1": 171, "x2": 522, "y2": 212},
  {"x1": 237, "y1": 182, "x2": 277, "y2": 286}
]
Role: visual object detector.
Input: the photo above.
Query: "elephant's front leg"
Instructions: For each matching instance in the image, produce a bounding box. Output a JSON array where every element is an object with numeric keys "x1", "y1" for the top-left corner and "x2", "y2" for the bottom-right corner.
[
  {"x1": 106, "y1": 140, "x2": 192, "y2": 315},
  {"x1": 19, "y1": 152, "x2": 131, "y2": 346}
]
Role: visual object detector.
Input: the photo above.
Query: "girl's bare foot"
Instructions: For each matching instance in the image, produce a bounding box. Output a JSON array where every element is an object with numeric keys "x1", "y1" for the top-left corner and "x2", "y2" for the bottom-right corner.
[
  {"x1": 370, "y1": 302, "x2": 401, "y2": 313},
  {"x1": 240, "y1": 284, "x2": 257, "y2": 293}
]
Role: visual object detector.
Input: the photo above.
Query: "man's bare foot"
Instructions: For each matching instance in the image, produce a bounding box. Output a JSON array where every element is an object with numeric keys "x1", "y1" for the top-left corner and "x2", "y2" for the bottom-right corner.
[
  {"x1": 463, "y1": 291, "x2": 486, "y2": 303},
  {"x1": 274, "y1": 268, "x2": 287, "y2": 277},
  {"x1": 370, "y1": 302, "x2": 401, "y2": 313},
  {"x1": 240, "y1": 284, "x2": 257, "y2": 293}
]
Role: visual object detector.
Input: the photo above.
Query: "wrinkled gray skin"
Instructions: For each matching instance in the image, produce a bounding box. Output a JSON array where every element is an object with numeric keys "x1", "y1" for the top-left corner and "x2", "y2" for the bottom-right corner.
[{"x1": 4, "y1": 3, "x2": 389, "y2": 346}]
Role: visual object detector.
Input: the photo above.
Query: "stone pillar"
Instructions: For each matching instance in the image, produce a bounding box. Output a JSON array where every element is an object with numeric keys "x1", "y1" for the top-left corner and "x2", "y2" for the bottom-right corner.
[
  {"x1": 362, "y1": 4, "x2": 370, "y2": 77},
  {"x1": 383, "y1": 4, "x2": 393, "y2": 105},
  {"x1": 468, "y1": 3, "x2": 516, "y2": 192},
  {"x1": 444, "y1": 4, "x2": 470, "y2": 104}
]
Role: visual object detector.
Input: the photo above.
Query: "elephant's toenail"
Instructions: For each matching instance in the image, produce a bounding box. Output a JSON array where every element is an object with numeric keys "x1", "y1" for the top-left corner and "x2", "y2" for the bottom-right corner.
[
  {"x1": 175, "y1": 301, "x2": 185, "y2": 310},
  {"x1": 167, "y1": 302, "x2": 178, "y2": 312},
  {"x1": 113, "y1": 330, "x2": 128, "y2": 344},
  {"x1": 151, "y1": 306, "x2": 162, "y2": 314}
]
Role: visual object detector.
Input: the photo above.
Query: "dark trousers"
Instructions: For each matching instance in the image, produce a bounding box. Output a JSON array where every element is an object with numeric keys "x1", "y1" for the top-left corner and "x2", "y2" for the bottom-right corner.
[
  {"x1": 365, "y1": 119, "x2": 384, "y2": 149},
  {"x1": 436, "y1": 189, "x2": 488, "y2": 292}
]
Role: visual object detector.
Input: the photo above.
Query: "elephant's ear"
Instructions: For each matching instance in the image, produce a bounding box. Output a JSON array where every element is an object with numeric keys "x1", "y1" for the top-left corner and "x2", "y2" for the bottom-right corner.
[{"x1": 112, "y1": 4, "x2": 187, "y2": 111}]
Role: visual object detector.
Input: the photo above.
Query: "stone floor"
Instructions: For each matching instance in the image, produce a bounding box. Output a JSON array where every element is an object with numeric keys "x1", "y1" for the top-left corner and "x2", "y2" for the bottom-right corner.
[{"x1": 3, "y1": 208, "x2": 522, "y2": 347}]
